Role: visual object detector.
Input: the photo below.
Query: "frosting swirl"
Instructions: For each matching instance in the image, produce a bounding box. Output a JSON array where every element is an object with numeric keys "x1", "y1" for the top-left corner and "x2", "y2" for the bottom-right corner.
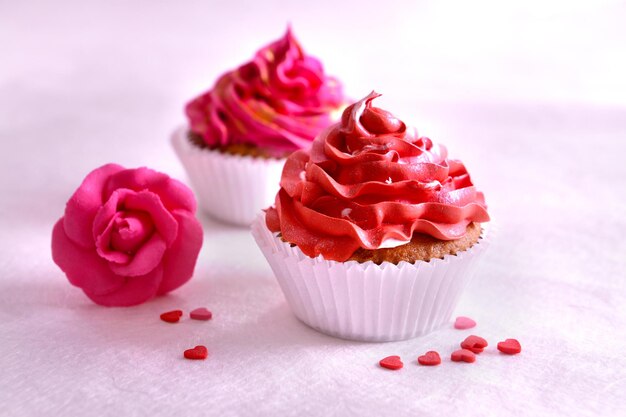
[
  {"x1": 185, "y1": 27, "x2": 345, "y2": 156},
  {"x1": 266, "y1": 91, "x2": 490, "y2": 261}
]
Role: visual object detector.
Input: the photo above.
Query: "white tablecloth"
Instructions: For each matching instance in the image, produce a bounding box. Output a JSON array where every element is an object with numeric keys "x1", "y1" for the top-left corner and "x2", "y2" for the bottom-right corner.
[{"x1": 1, "y1": 1, "x2": 625, "y2": 416}]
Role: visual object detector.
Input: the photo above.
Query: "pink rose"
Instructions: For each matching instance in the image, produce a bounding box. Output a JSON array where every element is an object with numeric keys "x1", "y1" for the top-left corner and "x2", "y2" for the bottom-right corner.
[{"x1": 51, "y1": 164, "x2": 203, "y2": 306}]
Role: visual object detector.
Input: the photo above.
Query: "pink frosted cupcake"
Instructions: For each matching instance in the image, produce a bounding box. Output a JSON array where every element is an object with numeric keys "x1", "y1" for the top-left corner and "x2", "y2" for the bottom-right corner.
[
  {"x1": 172, "y1": 27, "x2": 345, "y2": 225},
  {"x1": 253, "y1": 92, "x2": 491, "y2": 342}
]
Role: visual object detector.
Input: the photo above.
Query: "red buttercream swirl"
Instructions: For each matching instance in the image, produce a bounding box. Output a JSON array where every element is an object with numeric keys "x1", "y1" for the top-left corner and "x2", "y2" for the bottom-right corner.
[
  {"x1": 185, "y1": 27, "x2": 345, "y2": 156},
  {"x1": 266, "y1": 91, "x2": 490, "y2": 261}
]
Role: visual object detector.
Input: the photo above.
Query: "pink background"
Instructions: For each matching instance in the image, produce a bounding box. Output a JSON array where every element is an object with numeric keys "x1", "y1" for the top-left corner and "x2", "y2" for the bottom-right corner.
[{"x1": 1, "y1": 1, "x2": 625, "y2": 416}]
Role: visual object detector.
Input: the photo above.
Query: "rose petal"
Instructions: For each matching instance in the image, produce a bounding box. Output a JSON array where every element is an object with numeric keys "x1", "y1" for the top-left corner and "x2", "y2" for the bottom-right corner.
[
  {"x1": 83, "y1": 266, "x2": 163, "y2": 307},
  {"x1": 157, "y1": 209, "x2": 203, "y2": 295},
  {"x1": 63, "y1": 164, "x2": 124, "y2": 248},
  {"x1": 109, "y1": 233, "x2": 167, "y2": 277},
  {"x1": 95, "y1": 211, "x2": 155, "y2": 264},
  {"x1": 92, "y1": 189, "x2": 177, "y2": 248},
  {"x1": 92, "y1": 189, "x2": 127, "y2": 239},
  {"x1": 110, "y1": 212, "x2": 154, "y2": 253},
  {"x1": 52, "y1": 218, "x2": 124, "y2": 296},
  {"x1": 123, "y1": 191, "x2": 178, "y2": 247},
  {"x1": 95, "y1": 212, "x2": 131, "y2": 264},
  {"x1": 104, "y1": 167, "x2": 197, "y2": 213}
]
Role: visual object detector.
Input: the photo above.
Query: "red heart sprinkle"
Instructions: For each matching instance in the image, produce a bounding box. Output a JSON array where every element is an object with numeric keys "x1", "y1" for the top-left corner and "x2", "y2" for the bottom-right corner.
[
  {"x1": 417, "y1": 351, "x2": 441, "y2": 366},
  {"x1": 379, "y1": 355, "x2": 403, "y2": 370},
  {"x1": 184, "y1": 345, "x2": 208, "y2": 360},
  {"x1": 454, "y1": 316, "x2": 477, "y2": 330},
  {"x1": 190, "y1": 307, "x2": 212, "y2": 321},
  {"x1": 497, "y1": 339, "x2": 522, "y2": 355},
  {"x1": 160, "y1": 310, "x2": 183, "y2": 323},
  {"x1": 461, "y1": 335, "x2": 488, "y2": 353},
  {"x1": 451, "y1": 349, "x2": 476, "y2": 363}
]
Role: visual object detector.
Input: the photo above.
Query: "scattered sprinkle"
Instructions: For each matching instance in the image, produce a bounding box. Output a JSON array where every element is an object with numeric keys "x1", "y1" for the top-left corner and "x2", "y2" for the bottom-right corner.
[
  {"x1": 190, "y1": 307, "x2": 212, "y2": 321},
  {"x1": 417, "y1": 351, "x2": 441, "y2": 366},
  {"x1": 160, "y1": 310, "x2": 183, "y2": 323},
  {"x1": 497, "y1": 339, "x2": 522, "y2": 355},
  {"x1": 451, "y1": 349, "x2": 476, "y2": 363},
  {"x1": 461, "y1": 335, "x2": 488, "y2": 354},
  {"x1": 454, "y1": 316, "x2": 477, "y2": 330},
  {"x1": 184, "y1": 345, "x2": 208, "y2": 360},
  {"x1": 379, "y1": 355, "x2": 403, "y2": 370}
]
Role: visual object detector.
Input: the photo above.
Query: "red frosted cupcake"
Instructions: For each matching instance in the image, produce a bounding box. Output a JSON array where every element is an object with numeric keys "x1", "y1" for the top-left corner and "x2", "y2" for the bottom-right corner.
[
  {"x1": 172, "y1": 27, "x2": 345, "y2": 225},
  {"x1": 253, "y1": 92, "x2": 491, "y2": 341}
]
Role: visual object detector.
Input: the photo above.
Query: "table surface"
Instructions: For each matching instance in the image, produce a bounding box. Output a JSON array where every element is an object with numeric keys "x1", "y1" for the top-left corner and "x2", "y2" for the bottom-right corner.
[{"x1": 1, "y1": 1, "x2": 626, "y2": 416}]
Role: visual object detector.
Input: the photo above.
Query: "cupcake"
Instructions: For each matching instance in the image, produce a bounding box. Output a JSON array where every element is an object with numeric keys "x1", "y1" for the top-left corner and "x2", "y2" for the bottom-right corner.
[
  {"x1": 172, "y1": 27, "x2": 345, "y2": 226},
  {"x1": 252, "y1": 92, "x2": 491, "y2": 342}
]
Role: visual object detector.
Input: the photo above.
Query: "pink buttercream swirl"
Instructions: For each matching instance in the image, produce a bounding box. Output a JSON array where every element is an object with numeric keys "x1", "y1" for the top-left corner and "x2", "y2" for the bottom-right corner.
[
  {"x1": 185, "y1": 27, "x2": 345, "y2": 155},
  {"x1": 266, "y1": 91, "x2": 490, "y2": 262}
]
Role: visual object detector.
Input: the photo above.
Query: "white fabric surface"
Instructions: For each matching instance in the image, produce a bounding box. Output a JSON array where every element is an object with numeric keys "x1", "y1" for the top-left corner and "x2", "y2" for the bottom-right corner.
[{"x1": 1, "y1": 1, "x2": 626, "y2": 416}]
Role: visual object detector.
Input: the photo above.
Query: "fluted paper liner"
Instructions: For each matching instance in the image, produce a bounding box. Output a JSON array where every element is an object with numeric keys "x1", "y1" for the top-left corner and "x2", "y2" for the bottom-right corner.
[
  {"x1": 252, "y1": 215, "x2": 491, "y2": 342},
  {"x1": 172, "y1": 127, "x2": 285, "y2": 226}
]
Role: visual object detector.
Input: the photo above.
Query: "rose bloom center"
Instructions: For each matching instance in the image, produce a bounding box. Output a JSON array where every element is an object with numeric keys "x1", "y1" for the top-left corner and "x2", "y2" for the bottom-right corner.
[{"x1": 110, "y1": 211, "x2": 154, "y2": 253}]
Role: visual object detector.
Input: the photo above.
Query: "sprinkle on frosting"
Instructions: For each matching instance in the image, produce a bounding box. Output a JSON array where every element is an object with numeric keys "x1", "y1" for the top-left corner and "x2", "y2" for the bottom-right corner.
[
  {"x1": 266, "y1": 92, "x2": 490, "y2": 261},
  {"x1": 185, "y1": 27, "x2": 345, "y2": 156}
]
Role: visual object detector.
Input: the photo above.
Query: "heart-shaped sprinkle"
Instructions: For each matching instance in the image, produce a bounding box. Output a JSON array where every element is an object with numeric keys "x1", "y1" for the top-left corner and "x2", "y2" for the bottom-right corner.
[
  {"x1": 454, "y1": 316, "x2": 477, "y2": 330},
  {"x1": 417, "y1": 351, "x2": 441, "y2": 366},
  {"x1": 379, "y1": 355, "x2": 403, "y2": 370},
  {"x1": 451, "y1": 349, "x2": 476, "y2": 363},
  {"x1": 190, "y1": 307, "x2": 212, "y2": 321},
  {"x1": 184, "y1": 345, "x2": 208, "y2": 360},
  {"x1": 497, "y1": 339, "x2": 522, "y2": 355},
  {"x1": 461, "y1": 335, "x2": 488, "y2": 353},
  {"x1": 160, "y1": 310, "x2": 183, "y2": 323}
]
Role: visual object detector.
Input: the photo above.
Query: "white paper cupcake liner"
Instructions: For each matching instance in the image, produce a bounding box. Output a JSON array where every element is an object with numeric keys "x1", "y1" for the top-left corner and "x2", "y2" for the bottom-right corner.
[
  {"x1": 252, "y1": 215, "x2": 491, "y2": 342},
  {"x1": 171, "y1": 127, "x2": 286, "y2": 226}
]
